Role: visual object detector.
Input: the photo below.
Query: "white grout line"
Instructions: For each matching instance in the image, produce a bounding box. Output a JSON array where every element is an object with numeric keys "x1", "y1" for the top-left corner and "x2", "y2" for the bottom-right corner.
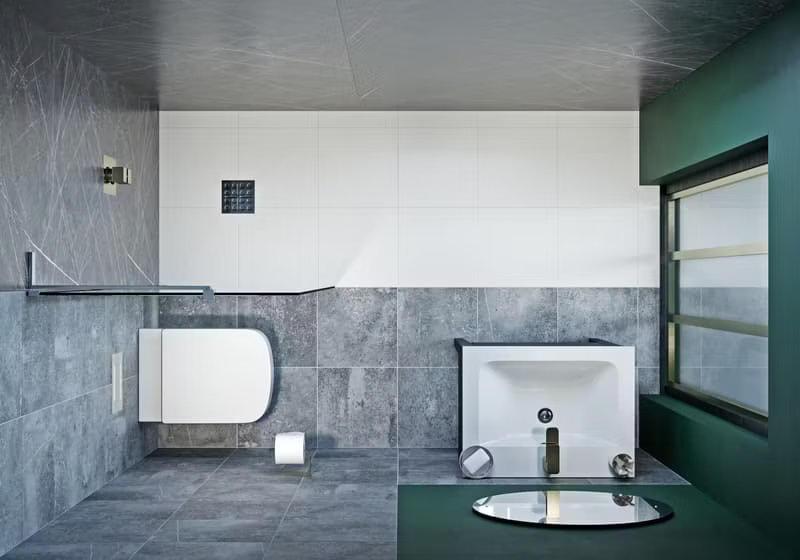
[
  {"x1": 316, "y1": 290, "x2": 320, "y2": 451},
  {"x1": 127, "y1": 449, "x2": 236, "y2": 559},
  {"x1": 316, "y1": 115, "x2": 322, "y2": 454},
  {"x1": 555, "y1": 125, "x2": 560, "y2": 284},
  {"x1": 0, "y1": 382, "x2": 112, "y2": 430}
]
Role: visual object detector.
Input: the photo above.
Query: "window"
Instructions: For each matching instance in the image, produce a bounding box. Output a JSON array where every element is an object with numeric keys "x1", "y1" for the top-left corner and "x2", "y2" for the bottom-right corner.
[{"x1": 665, "y1": 164, "x2": 768, "y2": 435}]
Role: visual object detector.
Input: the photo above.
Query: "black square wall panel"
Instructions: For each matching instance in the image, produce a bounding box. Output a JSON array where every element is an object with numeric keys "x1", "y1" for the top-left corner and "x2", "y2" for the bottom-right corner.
[{"x1": 222, "y1": 180, "x2": 255, "y2": 214}]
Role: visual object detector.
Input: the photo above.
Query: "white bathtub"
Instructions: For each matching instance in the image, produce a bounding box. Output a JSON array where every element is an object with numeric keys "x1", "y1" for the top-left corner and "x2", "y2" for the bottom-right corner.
[{"x1": 456, "y1": 340, "x2": 636, "y2": 478}]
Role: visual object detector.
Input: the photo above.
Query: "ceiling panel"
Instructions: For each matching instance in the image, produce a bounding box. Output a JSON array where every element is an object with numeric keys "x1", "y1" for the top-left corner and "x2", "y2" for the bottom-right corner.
[{"x1": 13, "y1": 0, "x2": 789, "y2": 109}]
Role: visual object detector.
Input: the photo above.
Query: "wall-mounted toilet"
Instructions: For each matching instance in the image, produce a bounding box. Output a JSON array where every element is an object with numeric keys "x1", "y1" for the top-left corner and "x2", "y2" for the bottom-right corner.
[{"x1": 139, "y1": 328, "x2": 273, "y2": 424}]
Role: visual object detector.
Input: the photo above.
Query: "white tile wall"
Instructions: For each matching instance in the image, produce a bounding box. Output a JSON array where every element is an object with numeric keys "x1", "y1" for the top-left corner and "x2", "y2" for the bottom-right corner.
[
  {"x1": 398, "y1": 208, "x2": 478, "y2": 287},
  {"x1": 399, "y1": 128, "x2": 477, "y2": 207},
  {"x1": 238, "y1": 111, "x2": 318, "y2": 128},
  {"x1": 160, "y1": 127, "x2": 236, "y2": 208},
  {"x1": 477, "y1": 111, "x2": 557, "y2": 128},
  {"x1": 238, "y1": 128, "x2": 317, "y2": 207},
  {"x1": 318, "y1": 128, "x2": 398, "y2": 207},
  {"x1": 319, "y1": 208, "x2": 398, "y2": 287},
  {"x1": 557, "y1": 126, "x2": 640, "y2": 208},
  {"x1": 159, "y1": 207, "x2": 237, "y2": 292},
  {"x1": 558, "y1": 208, "x2": 639, "y2": 287},
  {"x1": 237, "y1": 209, "x2": 318, "y2": 293},
  {"x1": 398, "y1": 111, "x2": 477, "y2": 128},
  {"x1": 159, "y1": 111, "x2": 657, "y2": 291},
  {"x1": 477, "y1": 127, "x2": 558, "y2": 207},
  {"x1": 318, "y1": 111, "x2": 397, "y2": 128},
  {"x1": 160, "y1": 111, "x2": 237, "y2": 128},
  {"x1": 476, "y1": 208, "x2": 558, "y2": 286}
]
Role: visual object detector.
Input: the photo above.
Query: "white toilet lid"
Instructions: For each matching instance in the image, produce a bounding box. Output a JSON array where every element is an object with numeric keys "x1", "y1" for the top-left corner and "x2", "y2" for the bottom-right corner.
[{"x1": 161, "y1": 329, "x2": 273, "y2": 424}]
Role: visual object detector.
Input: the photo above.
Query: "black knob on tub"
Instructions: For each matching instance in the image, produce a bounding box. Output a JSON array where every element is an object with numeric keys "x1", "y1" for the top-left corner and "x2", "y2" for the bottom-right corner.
[{"x1": 538, "y1": 408, "x2": 554, "y2": 423}]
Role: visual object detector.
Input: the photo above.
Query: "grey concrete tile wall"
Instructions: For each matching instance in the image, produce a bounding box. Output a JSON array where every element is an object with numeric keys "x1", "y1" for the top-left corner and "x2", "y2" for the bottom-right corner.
[
  {"x1": 20, "y1": 404, "x2": 58, "y2": 539},
  {"x1": 398, "y1": 368, "x2": 459, "y2": 448},
  {"x1": 557, "y1": 288, "x2": 638, "y2": 345},
  {"x1": 0, "y1": 3, "x2": 160, "y2": 554},
  {"x1": 157, "y1": 287, "x2": 659, "y2": 451},
  {"x1": 318, "y1": 288, "x2": 397, "y2": 367},
  {"x1": 0, "y1": 294, "x2": 23, "y2": 424},
  {"x1": 637, "y1": 288, "x2": 660, "y2": 368},
  {"x1": 318, "y1": 368, "x2": 398, "y2": 448},
  {"x1": 638, "y1": 368, "x2": 661, "y2": 395},
  {"x1": 3, "y1": 296, "x2": 158, "y2": 554},
  {"x1": 398, "y1": 288, "x2": 476, "y2": 368},
  {"x1": 21, "y1": 297, "x2": 106, "y2": 414},
  {"x1": 238, "y1": 295, "x2": 317, "y2": 367},
  {"x1": 0, "y1": 418, "x2": 23, "y2": 554},
  {"x1": 158, "y1": 424, "x2": 238, "y2": 448},
  {"x1": 158, "y1": 295, "x2": 238, "y2": 329},
  {"x1": 477, "y1": 288, "x2": 557, "y2": 343},
  {"x1": 237, "y1": 368, "x2": 318, "y2": 449}
]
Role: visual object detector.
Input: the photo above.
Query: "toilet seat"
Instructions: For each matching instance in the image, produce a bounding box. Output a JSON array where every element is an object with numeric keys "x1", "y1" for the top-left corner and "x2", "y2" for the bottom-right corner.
[{"x1": 139, "y1": 329, "x2": 273, "y2": 424}]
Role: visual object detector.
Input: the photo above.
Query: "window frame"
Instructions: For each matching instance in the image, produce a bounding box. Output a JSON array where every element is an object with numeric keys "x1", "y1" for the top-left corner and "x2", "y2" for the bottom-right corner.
[{"x1": 661, "y1": 163, "x2": 769, "y2": 437}]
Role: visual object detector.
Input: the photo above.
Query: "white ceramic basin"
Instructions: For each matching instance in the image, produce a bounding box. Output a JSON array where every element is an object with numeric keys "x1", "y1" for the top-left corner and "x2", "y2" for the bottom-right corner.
[{"x1": 457, "y1": 341, "x2": 635, "y2": 478}]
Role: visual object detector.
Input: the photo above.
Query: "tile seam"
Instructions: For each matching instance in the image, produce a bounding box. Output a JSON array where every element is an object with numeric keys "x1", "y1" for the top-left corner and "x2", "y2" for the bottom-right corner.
[{"x1": 127, "y1": 448, "x2": 236, "y2": 558}]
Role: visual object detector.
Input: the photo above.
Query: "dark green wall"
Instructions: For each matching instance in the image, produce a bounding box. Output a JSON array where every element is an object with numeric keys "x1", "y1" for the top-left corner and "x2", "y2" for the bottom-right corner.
[{"x1": 640, "y1": 2, "x2": 800, "y2": 546}]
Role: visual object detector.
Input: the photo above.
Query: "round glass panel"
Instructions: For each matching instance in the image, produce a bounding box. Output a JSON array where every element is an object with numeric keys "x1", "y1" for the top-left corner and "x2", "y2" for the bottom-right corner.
[{"x1": 473, "y1": 491, "x2": 673, "y2": 527}]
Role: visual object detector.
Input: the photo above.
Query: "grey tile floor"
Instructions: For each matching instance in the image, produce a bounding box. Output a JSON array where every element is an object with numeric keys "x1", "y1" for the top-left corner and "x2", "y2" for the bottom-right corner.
[{"x1": 3, "y1": 448, "x2": 686, "y2": 559}]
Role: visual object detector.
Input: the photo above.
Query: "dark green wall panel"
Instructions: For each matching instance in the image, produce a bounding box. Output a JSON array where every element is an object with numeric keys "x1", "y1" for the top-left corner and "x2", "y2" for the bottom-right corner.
[
  {"x1": 640, "y1": 3, "x2": 800, "y2": 548},
  {"x1": 640, "y1": 397, "x2": 768, "y2": 529}
]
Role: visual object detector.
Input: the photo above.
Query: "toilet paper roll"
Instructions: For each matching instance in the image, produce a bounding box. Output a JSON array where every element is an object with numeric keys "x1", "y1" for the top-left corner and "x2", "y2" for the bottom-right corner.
[{"x1": 275, "y1": 431, "x2": 305, "y2": 465}]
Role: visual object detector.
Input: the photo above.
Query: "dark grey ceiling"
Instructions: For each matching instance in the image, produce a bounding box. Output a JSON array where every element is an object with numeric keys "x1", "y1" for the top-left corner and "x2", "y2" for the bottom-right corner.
[{"x1": 15, "y1": 0, "x2": 789, "y2": 110}]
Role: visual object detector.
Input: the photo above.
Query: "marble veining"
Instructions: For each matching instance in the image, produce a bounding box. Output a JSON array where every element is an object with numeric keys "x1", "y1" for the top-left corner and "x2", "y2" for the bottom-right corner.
[
  {"x1": 0, "y1": 3, "x2": 158, "y2": 288},
  {"x1": 12, "y1": 0, "x2": 790, "y2": 110},
  {"x1": 0, "y1": 4, "x2": 160, "y2": 556}
]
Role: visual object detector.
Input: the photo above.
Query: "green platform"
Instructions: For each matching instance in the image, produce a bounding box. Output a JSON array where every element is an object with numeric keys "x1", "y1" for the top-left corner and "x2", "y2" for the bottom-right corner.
[{"x1": 398, "y1": 484, "x2": 791, "y2": 560}]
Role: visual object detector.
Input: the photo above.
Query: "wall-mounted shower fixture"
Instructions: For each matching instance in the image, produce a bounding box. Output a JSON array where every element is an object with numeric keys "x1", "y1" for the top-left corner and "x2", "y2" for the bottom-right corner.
[
  {"x1": 103, "y1": 155, "x2": 132, "y2": 195},
  {"x1": 104, "y1": 165, "x2": 132, "y2": 185}
]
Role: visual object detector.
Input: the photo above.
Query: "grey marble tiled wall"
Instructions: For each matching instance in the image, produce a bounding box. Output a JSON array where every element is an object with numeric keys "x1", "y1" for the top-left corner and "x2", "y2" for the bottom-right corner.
[
  {"x1": 0, "y1": 295, "x2": 159, "y2": 555},
  {"x1": 0, "y1": 5, "x2": 158, "y2": 289},
  {"x1": 0, "y1": 4, "x2": 159, "y2": 555},
  {"x1": 158, "y1": 287, "x2": 660, "y2": 451}
]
